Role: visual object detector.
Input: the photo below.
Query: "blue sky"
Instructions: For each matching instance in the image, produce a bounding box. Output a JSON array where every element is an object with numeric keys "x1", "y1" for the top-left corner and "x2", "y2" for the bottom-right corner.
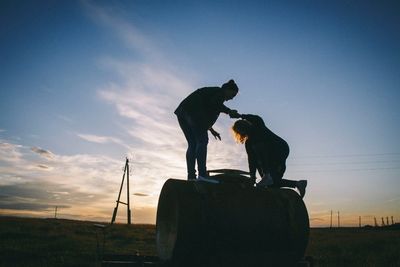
[{"x1": 1, "y1": 0, "x2": 399, "y2": 226}]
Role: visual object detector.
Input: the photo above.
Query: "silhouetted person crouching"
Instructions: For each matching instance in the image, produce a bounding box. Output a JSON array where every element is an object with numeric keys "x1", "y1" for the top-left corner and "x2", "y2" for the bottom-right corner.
[
  {"x1": 175, "y1": 79, "x2": 240, "y2": 181},
  {"x1": 232, "y1": 114, "x2": 307, "y2": 198}
]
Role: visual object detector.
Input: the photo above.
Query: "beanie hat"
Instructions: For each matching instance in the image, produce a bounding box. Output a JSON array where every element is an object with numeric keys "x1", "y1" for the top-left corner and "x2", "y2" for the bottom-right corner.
[{"x1": 222, "y1": 79, "x2": 239, "y2": 92}]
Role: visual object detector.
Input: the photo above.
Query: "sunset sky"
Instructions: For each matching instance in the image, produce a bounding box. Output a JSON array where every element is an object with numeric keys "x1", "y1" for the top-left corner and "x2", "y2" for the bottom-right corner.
[{"x1": 1, "y1": 0, "x2": 399, "y2": 227}]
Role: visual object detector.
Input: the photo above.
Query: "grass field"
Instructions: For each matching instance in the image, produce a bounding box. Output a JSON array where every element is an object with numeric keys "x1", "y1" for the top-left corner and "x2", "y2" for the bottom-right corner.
[{"x1": 0, "y1": 216, "x2": 399, "y2": 266}]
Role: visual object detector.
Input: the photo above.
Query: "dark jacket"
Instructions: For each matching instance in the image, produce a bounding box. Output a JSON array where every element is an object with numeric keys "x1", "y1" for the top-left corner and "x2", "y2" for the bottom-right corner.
[
  {"x1": 241, "y1": 114, "x2": 289, "y2": 178},
  {"x1": 174, "y1": 87, "x2": 231, "y2": 130}
]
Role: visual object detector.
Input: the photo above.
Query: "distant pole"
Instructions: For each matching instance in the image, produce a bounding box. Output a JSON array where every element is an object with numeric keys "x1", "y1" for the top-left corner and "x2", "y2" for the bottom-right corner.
[
  {"x1": 330, "y1": 210, "x2": 333, "y2": 228},
  {"x1": 374, "y1": 217, "x2": 378, "y2": 227},
  {"x1": 111, "y1": 158, "x2": 132, "y2": 225},
  {"x1": 359, "y1": 216, "x2": 361, "y2": 228},
  {"x1": 392, "y1": 216, "x2": 394, "y2": 225},
  {"x1": 127, "y1": 158, "x2": 132, "y2": 225},
  {"x1": 386, "y1": 217, "x2": 389, "y2": 226},
  {"x1": 381, "y1": 217, "x2": 385, "y2": 226},
  {"x1": 337, "y1": 211, "x2": 340, "y2": 228},
  {"x1": 54, "y1": 206, "x2": 58, "y2": 219}
]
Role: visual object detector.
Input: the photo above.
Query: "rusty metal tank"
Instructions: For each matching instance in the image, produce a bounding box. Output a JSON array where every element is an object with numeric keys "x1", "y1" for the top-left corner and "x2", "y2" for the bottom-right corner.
[{"x1": 156, "y1": 170, "x2": 309, "y2": 267}]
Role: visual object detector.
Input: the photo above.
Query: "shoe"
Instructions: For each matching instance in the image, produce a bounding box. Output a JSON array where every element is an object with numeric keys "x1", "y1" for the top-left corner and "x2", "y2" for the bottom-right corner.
[
  {"x1": 296, "y1": 180, "x2": 307, "y2": 198},
  {"x1": 197, "y1": 175, "x2": 219, "y2": 184},
  {"x1": 256, "y1": 174, "x2": 274, "y2": 187}
]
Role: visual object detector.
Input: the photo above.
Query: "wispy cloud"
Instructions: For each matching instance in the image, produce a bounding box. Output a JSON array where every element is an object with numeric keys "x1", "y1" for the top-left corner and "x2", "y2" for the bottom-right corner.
[
  {"x1": 0, "y1": 2, "x2": 248, "y2": 224},
  {"x1": 0, "y1": 142, "x2": 23, "y2": 164},
  {"x1": 0, "y1": 140, "x2": 151, "y2": 221},
  {"x1": 386, "y1": 197, "x2": 400, "y2": 203},
  {"x1": 83, "y1": 2, "x2": 250, "y2": 212},
  {"x1": 31, "y1": 146, "x2": 54, "y2": 159},
  {"x1": 77, "y1": 133, "x2": 122, "y2": 144},
  {"x1": 57, "y1": 114, "x2": 74, "y2": 124},
  {"x1": 86, "y1": 1, "x2": 247, "y2": 172},
  {"x1": 36, "y1": 164, "x2": 51, "y2": 170},
  {"x1": 82, "y1": 0, "x2": 161, "y2": 60},
  {"x1": 309, "y1": 217, "x2": 325, "y2": 222}
]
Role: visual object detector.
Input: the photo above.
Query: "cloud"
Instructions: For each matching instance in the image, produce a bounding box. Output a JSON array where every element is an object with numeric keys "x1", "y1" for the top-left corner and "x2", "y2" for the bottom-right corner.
[
  {"x1": 0, "y1": 202, "x2": 69, "y2": 211},
  {"x1": 309, "y1": 217, "x2": 325, "y2": 222},
  {"x1": 0, "y1": 2, "x2": 249, "y2": 224},
  {"x1": 36, "y1": 164, "x2": 50, "y2": 170},
  {"x1": 57, "y1": 114, "x2": 74, "y2": 124},
  {"x1": 0, "y1": 177, "x2": 113, "y2": 218},
  {"x1": 77, "y1": 133, "x2": 122, "y2": 144},
  {"x1": 31, "y1": 146, "x2": 54, "y2": 159},
  {"x1": 85, "y1": 1, "x2": 250, "y2": 211},
  {"x1": 0, "y1": 141, "x2": 127, "y2": 213},
  {"x1": 386, "y1": 197, "x2": 400, "y2": 203},
  {"x1": 0, "y1": 142, "x2": 23, "y2": 163},
  {"x1": 81, "y1": 0, "x2": 160, "y2": 60},
  {"x1": 133, "y1": 193, "x2": 150, "y2": 197}
]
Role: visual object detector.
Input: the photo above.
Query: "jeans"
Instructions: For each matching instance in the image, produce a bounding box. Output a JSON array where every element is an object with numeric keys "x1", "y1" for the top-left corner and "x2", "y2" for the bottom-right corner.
[{"x1": 177, "y1": 114, "x2": 209, "y2": 179}]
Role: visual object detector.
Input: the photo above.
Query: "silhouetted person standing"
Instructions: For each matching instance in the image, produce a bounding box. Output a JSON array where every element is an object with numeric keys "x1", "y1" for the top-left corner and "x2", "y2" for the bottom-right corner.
[
  {"x1": 175, "y1": 79, "x2": 240, "y2": 181},
  {"x1": 232, "y1": 114, "x2": 307, "y2": 198}
]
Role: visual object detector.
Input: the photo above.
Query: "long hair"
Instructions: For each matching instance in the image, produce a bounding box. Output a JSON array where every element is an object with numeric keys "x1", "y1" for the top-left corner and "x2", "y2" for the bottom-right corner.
[{"x1": 231, "y1": 119, "x2": 251, "y2": 144}]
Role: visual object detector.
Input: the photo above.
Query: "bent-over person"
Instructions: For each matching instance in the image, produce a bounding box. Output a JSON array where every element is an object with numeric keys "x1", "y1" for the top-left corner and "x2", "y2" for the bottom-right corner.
[{"x1": 232, "y1": 114, "x2": 307, "y2": 198}]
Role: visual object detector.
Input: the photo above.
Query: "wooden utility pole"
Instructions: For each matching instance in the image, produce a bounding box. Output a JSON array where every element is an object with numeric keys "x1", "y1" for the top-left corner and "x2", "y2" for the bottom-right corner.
[
  {"x1": 111, "y1": 158, "x2": 132, "y2": 225},
  {"x1": 330, "y1": 210, "x2": 333, "y2": 228},
  {"x1": 54, "y1": 206, "x2": 58, "y2": 219},
  {"x1": 337, "y1": 211, "x2": 340, "y2": 228},
  {"x1": 359, "y1": 216, "x2": 361, "y2": 228},
  {"x1": 381, "y1": 217, "x2": 385, "y2": 226},
  {"x1": 391, "y1": 216, "x2": 394, "y2": 225},
  {"x1": 386, "y1": 217, "x2": 389, "y2": 226},
  {"x1": 374, "y1": 217, "x2": 378, "y2": 227}
]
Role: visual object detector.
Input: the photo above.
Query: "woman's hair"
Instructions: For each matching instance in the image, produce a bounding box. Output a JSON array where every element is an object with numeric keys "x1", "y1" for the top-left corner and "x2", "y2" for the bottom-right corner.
[{"x1": 232, "y1": 119, "x2": 251, "y2": 144}]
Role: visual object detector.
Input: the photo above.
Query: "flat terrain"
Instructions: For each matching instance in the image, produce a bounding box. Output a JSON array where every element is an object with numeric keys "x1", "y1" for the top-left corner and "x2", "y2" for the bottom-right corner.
[{"x1": 0, "y1": 217, "x2": 399, "y2": 266}]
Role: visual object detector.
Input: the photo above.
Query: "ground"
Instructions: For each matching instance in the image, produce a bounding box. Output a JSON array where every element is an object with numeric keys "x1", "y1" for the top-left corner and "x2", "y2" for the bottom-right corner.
[{"x1": 0, "y1": 217, "x2": 399, "y2": 266}]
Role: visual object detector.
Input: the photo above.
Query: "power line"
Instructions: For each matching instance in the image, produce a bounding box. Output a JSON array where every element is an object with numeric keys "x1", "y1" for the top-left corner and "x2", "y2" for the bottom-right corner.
[
  {"x1": 288, "y1": 166, "x2": 400, "y2": 173},
  {"x1": 288, "y1": 159, "x2": 400, "y2": 166},
  {"x1": 291, "y1": 152, "x2": 400, "y2": 159}
]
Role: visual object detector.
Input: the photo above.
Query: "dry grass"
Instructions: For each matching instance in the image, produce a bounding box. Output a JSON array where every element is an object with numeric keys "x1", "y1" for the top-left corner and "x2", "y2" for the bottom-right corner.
[
  {"x1": 0, "y1": 217, "x2": 156, "y2": 267},
  {"x1": 306, "y1": 227, "x2": 400, "y2": 266},
  {"x1": 0, "y1": 216, "x2": 399, "y2": 266}
]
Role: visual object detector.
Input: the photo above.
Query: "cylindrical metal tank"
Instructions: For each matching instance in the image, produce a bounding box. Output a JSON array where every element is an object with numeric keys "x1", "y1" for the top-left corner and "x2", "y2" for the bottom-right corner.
[{"x1": 156, "y1": 176, "x2": 309, "y2": 267}]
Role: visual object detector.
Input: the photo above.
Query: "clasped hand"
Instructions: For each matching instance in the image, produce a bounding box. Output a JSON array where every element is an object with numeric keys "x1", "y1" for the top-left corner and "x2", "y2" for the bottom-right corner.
[{"x1": 229, "y1": 109, "x2": 241, "y2": 119}]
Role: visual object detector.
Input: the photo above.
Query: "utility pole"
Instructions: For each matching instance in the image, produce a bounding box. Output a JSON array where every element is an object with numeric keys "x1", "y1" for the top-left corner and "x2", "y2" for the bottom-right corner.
[
  {"x1": 374, "y1": 217, "x2": 378, "y2": 227},
  {"x1": 391, "y1": 216, "x2": 394, "y2": 225},
  {"x1": 386, "y1": 217, "x2": 389, "y2": 226},
  {"x1": 381, "y1": 217, "x2": 385, "y2": 226},
  {"x1": 111, "y1": 158, "x2": 132, "y2": 225},
  {"x1": 54, "y1": 206, "x2": 58, "y2": 219},
  {"x1": 359, "y1": 216, "x2": 361, "y2": 228},
  {"x1": 337, "y1": 211, "x2": 340, "y2": 228},
  {"x1": 330, "y1": 210, "x2": 333, "y2": 229}
]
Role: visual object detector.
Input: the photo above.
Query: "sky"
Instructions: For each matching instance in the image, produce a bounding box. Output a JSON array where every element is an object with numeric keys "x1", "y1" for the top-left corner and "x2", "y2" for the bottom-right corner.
[{"x1": 0, "y1": 0, "x2": 399, "y2": 227}]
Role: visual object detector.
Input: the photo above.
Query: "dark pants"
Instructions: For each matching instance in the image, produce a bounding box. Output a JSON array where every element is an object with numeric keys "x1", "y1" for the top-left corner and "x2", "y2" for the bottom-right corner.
[
  {"x1": 258, "y1": 141, "x2": 297, "y2": 188},
  {"x1": 270, "y1": 162, "x2": 297, "y2": 188},
  {"x1": 177, "y1": 114, "x2": 209, "y2": 179}
]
